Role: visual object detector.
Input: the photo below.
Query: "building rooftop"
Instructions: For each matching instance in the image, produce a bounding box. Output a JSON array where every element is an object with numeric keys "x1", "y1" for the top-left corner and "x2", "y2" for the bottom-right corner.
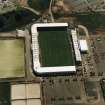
[{"x1": 79, "y1": 40, "x2": 88, "y2": 52}]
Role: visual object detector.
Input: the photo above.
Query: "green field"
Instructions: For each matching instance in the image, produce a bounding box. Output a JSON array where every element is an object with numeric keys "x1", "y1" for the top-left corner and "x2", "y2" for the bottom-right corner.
[
  {"x1": 0, "y1": 38, "x2": 25, "y2": 78},
  {"x1": 38, "y1": 27, "x2": 74, "y2": 67},
  {"x1": 0, "y1": 82, "x2": 10, "y2": 105}
]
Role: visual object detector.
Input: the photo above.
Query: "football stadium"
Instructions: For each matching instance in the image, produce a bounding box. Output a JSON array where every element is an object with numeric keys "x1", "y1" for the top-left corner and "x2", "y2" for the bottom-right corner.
[{"x1": 31, "y1": 23, "x2": 79, "y2": 74}]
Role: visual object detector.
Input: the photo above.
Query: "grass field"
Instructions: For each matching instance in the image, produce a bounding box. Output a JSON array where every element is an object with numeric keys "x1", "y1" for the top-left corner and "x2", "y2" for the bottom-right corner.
[
  {"x1": 0, "y1": 38, "x2": 25, "y2": 78},
  {"x1": 38, "y1": 27, "x2": 74, "y2": 67},
  {"x1": 0, "y1": 82, "x2": 10, "y2": 105}
]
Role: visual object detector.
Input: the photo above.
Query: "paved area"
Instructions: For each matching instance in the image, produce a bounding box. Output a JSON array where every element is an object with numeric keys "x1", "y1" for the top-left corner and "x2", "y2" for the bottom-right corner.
[
  {"x1": 91, "y1": 35, "x2": 105, "y2": 76},
  {"x1": 24, "y1": 29, "x2": 40, "y2": 81},
  {"x1": 84, "y1": 80, "x2": 101, "y2": 103},
  {"x1": 42, "y1": 76, "x2": 86, "y2": 105}
]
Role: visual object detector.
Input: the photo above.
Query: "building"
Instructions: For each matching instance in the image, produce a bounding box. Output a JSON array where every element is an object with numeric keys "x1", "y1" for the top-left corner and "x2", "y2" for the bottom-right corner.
[
  {"x1": 31, "y1": 23, "x2": 76, "y2": 74},
  {"x1": 79, "y1": 40, "x2": 88, "y2": 53},
  {"x1": 65, "y1": 0, "x2": 105, "y2": 13}
]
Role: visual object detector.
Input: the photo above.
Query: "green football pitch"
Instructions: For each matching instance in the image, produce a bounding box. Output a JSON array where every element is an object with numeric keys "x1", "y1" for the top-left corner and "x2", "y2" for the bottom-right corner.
[
  {"x1": 38, "y1": 27, "x2": 74, "y2": 67},
  {"x1": 0, "y1": 38, "x2": 25, "y2": 78}
]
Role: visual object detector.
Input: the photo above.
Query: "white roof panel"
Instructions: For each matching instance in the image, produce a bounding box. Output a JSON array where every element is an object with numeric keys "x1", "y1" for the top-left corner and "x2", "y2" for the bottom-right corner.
[
  {"x1": 27, "y1": 99, "x2": 41, "y2": 105},
  {"x1": 26, "y1": 84, "x2": 40, "y2": 99},
  {"x1": 11, "y1": 84, "x2": 26, "y2": 100},
  {"x1": 71, "y1": 29, "x2": 82, "y2": 61},
  {"x1": 31, "y1": 23, "x2": 68, "y2": 34},
  {"x1": 79, "y1": 40, "x2": 88, "y2": 51},
  {"x1": 12, "y1": 100, "x2": 26, "y2": 105},
  {"x1": 35, "y1": 66, "x2": 76, "y2": 73}
]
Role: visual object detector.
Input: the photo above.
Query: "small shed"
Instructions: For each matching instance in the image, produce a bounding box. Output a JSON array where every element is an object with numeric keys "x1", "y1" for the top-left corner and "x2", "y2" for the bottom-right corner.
[{"x1": 79, "y1": 40, "x2": 88, "y2": 52}]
